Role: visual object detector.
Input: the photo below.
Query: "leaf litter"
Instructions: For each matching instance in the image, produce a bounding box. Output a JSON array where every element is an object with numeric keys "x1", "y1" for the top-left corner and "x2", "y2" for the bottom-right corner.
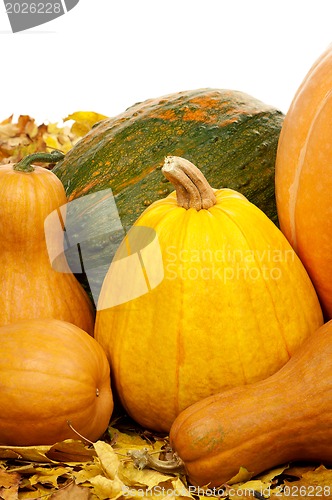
[
  {"x1": 0, "y1": 111, "x2": 108, "y2": 166},
  {"x1": 0, "y1": 417, "x2": 331, "y2": 499}
]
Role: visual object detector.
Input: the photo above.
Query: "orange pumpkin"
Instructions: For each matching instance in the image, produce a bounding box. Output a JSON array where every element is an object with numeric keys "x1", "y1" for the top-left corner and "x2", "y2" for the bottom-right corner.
[
  {"x1": 275, "y1": 44, "x2": 332, "y2": 319},
  {"x1": 95, "y1": 156, "x2": 323, "y2": 432},
  {"x1": 169, "y1": 319, "x2": 332, "y2": 487},
  {"x1": 0, "y1": 319, "x2": 113, "y2": 446},
  {"x1": 0, "y1": 151, "x2": 95, "y2": 332}
]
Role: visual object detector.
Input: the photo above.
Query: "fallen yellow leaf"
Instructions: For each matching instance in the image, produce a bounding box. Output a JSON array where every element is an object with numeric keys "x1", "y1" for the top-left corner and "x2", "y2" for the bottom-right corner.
[
  {"x1": 89, "y1": 474, "x2": 125, "y2": 500},
  {"x1": 93, "y1": 441, "x2": 121, "y2": 481},
  {"x1": 64, "y1": 111, "x2": 108, "y2": 137}
]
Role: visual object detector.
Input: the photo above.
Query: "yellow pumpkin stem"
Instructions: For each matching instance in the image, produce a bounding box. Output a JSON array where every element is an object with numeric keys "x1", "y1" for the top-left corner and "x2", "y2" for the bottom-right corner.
[{"x1": 162, "y1": 156, "x2": 217, "y2": 210}]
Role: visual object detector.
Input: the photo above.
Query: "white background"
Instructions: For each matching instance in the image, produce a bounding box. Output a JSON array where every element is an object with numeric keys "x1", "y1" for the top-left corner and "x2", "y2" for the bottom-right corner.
[{"x1": 0, "y1": 0, "x2": 332, "y2": 124}]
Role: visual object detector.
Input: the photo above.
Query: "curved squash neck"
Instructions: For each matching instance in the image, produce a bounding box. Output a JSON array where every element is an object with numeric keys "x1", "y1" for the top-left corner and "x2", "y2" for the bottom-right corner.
[{"x1": 162, "y1": 156, "x2": 217, "y2": 210}]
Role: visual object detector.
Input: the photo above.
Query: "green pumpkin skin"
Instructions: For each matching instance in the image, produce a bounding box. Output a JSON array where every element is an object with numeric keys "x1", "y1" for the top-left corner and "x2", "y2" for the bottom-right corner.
[
  {"x1": 54, "y1": 88, "x2": 283, "y2": 226},
  {"x1": 52, "y1": 89, "x2": 283, "y2": 301}
]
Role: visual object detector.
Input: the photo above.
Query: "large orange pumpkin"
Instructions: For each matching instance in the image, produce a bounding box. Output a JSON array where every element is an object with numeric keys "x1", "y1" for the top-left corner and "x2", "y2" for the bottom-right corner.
[
  {"x1": 95, "y1": 156, "x2": 323, "y2": 432},
  {"x1": 0, "y1": 151, "x2": 95, "y2": 332},
  {"x1": 275, "y1": 44, "x2": 332, "y2": 319},
  {"x1": 0, "y1": 319, "x2": 113, "y2": 446},
  {"x1": 169, "y1": 319, "x2": 332, "y2": 487}
]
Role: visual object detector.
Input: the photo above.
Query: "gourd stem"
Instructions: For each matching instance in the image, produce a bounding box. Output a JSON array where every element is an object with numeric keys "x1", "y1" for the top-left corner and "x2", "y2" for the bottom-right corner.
[
  {"x1": 13, "y1": 150, "x2": 65, "y2": 172},
  {"x1": 127, "y1": 448, "x2": 185, "y2": 474},
  {"x1": 162, "y1": 156, "x2": 217, "y2": 210}
]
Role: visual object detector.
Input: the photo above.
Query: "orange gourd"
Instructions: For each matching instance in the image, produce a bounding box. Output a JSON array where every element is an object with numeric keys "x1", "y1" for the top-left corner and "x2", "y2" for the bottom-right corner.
[
  {"x1": 0, "y1": 151, "x2": 95, "y2": 333},
  {"x1": 0, "y1": 319, "x2": 113, "y2": 446},
  {"x1": 169, "y1": 319, "x2": 332, "y2": 487},
  {"x1": 95, "y1": 156, "x2": 323, "y2": 432},
  {"x1": 275, "y1": 44, "x2": 332, "y2": 319}
]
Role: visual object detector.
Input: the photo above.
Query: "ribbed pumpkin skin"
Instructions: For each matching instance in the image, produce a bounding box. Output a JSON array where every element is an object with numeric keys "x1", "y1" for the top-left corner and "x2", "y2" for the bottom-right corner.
[
  {"x1": 94, "y1": 186, "x2": 323, "y2": 432},
  {"x1": 0, "y1": 164, "x2": 95, "y2": 332},
  {"x1": 170, "y1": 320, "x2": 332, "y2": 487},
  {"x1": 275, "y1": 45, "x2": 332, "y2": 319},
  {"x1": 53, "y1": 89, "x2": 283, "y2": 228},
  {"x1": 0, "y1": 319, "x2": 113, "y2": 446}
]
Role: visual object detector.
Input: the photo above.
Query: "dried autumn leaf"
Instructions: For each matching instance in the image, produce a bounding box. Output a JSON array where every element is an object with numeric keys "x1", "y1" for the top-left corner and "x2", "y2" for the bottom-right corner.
[
  {"x1": 0, "y1": 469, "x2": 20, "y2": 491},
  {"x1": 93, "y1": 441, "x2": 121, "y2": 481},
  {"x1": 118, "y1": 461, "x2": 174, "y2": 489},
  {"x1": 110, "y1": 426, "x2": 165, "y2": 452},
  {"x1": 43, "y1": 122, "x2": 78, "y2": 154},
  {"x1": 228, "y1": 466, "x2": 253, "y2": 485},
  {"x1": 64, "y1": 111, "x2": 108, "y2": 137},
  {"x1": 0, "y1": 115, "x2": 48, "y2": 164},
  {"x1": 92, "y1": 439, "x2": 181, "y2": 499},
  {"x1": 73, "y1": 462, "x2": 105, "y2": 485},
  {"x1": 284, "y1": 463, "x2": 317, "y2": 478},
  {"x1": 19, "y1": 482, "x2": 57, "y2": 499},
  {"x1": 227, "y1": 479, "x2": 276, "y2": 500},
  {"x1": 89, "y1": 474, "x2": 125, "y2": 500},
  {"x1": 171, "y1": 477, "x2": 193, "y2": 498},
  {"x1": 50, "y1": 481, "x2": 91, "y2": 499},
  {"x1": 0, "y1": 110, "x2": 109, "y2": 166},
  {"x1": 0, "y1": 115, "x2": 14, "y2": 125},
  {"x1": 46, "y1": 439, "x2": 96, "y2": 463},
  {"x1": 301, "y1": 464, "x2": 332, "y2": 489},
  {"x1": 0, "y1": 439, "x2": 95, "y2": 464},
  {"x1": 0, "y1": 118, "x2": 18, "y2": 138},
  {"x1": 258, "y1": 464, "x2": 289, "y2": 482},
  {"x1": 0, "y1": 444, "x2": 55, "y2": 463},
  {"x1": 270, "y1": 465, "x2": 332, "y2": 499},
  {"x1": 17, "y1": 115, "x2": 34, "y2": 134},
  {"x1": 28, "y1": 466, "x2": 73, "y2": 488}
]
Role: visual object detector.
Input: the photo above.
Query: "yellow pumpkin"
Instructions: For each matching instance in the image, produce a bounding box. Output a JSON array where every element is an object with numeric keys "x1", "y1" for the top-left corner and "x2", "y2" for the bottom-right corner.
[
  {"x1": 0, "y1": 151, "x2": 95, "y2": 333},
  {"x1": 95, "y1": 156, "x2": 323, "y2": 432}
]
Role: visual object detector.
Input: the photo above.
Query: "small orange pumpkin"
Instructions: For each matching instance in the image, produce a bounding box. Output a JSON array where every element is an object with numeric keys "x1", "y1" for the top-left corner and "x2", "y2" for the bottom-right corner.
[
  {"x1": 0, "y1": 319, "x2": 113, "y2": 446},
  {"x1": 275, "y1": 44, "x2": 332, "y2": 319},
  {"x1": 0, "y1": 151, "x2": 95, "y2": 332}
]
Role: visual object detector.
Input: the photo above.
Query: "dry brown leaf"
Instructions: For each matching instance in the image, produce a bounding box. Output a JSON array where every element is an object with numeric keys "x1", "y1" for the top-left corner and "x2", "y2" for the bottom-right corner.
[
  {"x1": 0, "y1": 439, "x2": 95, "y2": 464},
  {"x1": 0, "y1": 469, "x2": 20, "y2": 500},
  {"x1": 46, "y1": 439, "x2": 96, "y2": 463},
  {"x1": 269, "y1": 464, "x2": 332, "y2": 499},
  {"x1": 0, "y1": 111, "x2": 109, "y2": 166},
  {"x1": 0, "y1": 443, "x2": 56, "y2": 463},
  {"x1": 258, "y1": 464, "x2": 289, "y2": 482},
  {"x1": 285, "y1": 462, "x2": 318, "y2": 478},
  {"x1": 0, "y1": 115, "x2": 14, "y2": 125},
  {"x1": 50, "y1": 481, "x2": 92, "y2": 499}
]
